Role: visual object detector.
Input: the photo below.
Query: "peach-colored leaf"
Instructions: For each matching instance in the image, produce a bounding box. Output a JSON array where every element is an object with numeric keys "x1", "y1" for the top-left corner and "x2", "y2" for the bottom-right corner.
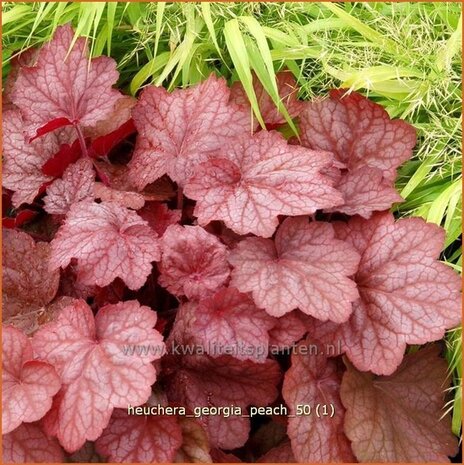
[
  {"x1": 12, "y1": 24, "x2": 122, "y2": 138},
  {"x1": 308, "y1": 213, "x2": 462, "y2": 375},
  {"x1": 2, "y1": 326, "x2": 61, "y2": 434},
  {"x1": 282, "y1": 337, "x2": 355, "y2": 462},
  {"x1": 159, "y1": 225, "x2": 230, "y2": 300},
  {"x1": 184, "y1": 131, "x2": 343, "y2": 237},
  {"x1": 32, "y1": 299, "x2": 164, "y2": 452},
  {"x1": 44, "y1": 158, "x2": 95, "y2": 214},
  {"x1": 229, "y1": 217, "x2": 359, "y2": 320},
  {"x1": 50, "y1": 200, "x2": 160, "y2": 290},
  {"x1": 129, "y1": 74, "x2": 250, "y2": 188},
  {"x1": 3, "y1": 423, "x2": 64, "y2": 464}
]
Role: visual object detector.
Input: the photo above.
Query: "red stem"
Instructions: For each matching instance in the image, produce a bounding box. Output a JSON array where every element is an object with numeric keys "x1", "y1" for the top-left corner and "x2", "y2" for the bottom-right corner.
[
  {"x1": 177, "y1": 187, "x2": 184, "y2": 211},
  {"x1": 74, "y1": 124, "x2": 88, "y2": 158}
]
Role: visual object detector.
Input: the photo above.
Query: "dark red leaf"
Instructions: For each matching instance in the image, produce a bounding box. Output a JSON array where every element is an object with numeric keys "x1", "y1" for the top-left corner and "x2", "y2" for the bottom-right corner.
[
  {"x1": 41, "y1": 138, "x2": 82, "y2": 178},
  {"x1": 89, "y1": 118, "x2": 136, "y2": 158}
]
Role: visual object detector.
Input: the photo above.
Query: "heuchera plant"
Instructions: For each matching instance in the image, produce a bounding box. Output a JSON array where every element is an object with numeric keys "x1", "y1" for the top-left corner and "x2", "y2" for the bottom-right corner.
[{"x1": 2, "y1": 25, "x2": 461, "y2": 464}]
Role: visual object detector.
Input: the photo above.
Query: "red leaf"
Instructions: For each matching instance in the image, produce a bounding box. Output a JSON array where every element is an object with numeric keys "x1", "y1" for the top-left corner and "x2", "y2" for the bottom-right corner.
[
  {"x1": 138, "y1": 202, "x2": 181, "y2": 236},
  {"x1": 3, "y1": 109, "x2": 74, "y2": 207},
  {"x1": 50, "y1": 200, "x2": 160, "y2": 290},
  {"x1": 341, "y1": 345, "x2": 458, "y2": 462},
  {"x1": 3, "y1": 229, "x2": 60, "y2": 334},
  {"x1": 3, "y1": 423, "x2": 64, "y2": 464},
  {"x1": 229, "y1": 217, "x2": 360, "y2": 320},
  {"x1": 2, "y1": 209, "x2": 37, "y2": 229},
  {"x1": 41, "y1": 138, "x2": 82, "y2": 178},
  {"x1": 12, "y1": 24, "x2": 122, "y2": 139},
  {"x1": 159, "y1": 225, "x2": 230, "y2": 300},
  {"x1": 96, "y1": 409, "x2": 182, "y2": 463},
  {"x1": 31, "y1": 117, "x2": 73, "y2": 141},
  {"x1": 32, "y1": 299, "x2": 165, "y2": 452},
  {"x1": 128, "y1": 74, "x2": 250, "y2": 188},
  {"x1": 299, "y1": 90, "x2": 416, "y2": 217},
  {"x1": 165, "y1": 354, "x2": 281, "y2": 449},
  {"x1": 230, "y1": 70, "x2": 304, "y2": 129},
  {"x1": 282, "y1": 337, "x2": 355, "y2": 462},
  {"x1": 2, "y1": 326, "x2": 61, "y2": 434},
  {"x1": 308, "y1": 213, "x2": 461, "y2": 375},
  {"x1": 184, "y1": 131, "x2": 343, "y2": 237},
  {"x1": 44, "y1": 158, "x2": 95, "y2": 214},
  {"x1": 171, "y1": 287, "x2": 276, "y2": 362},
  {"x1": 89, "y1": 118, "x2": 136, "y2": 158}
]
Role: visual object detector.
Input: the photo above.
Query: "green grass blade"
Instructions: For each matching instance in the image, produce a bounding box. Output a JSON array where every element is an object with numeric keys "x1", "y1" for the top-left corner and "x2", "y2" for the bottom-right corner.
[{"x1": 224, "y1": 18, "x2": 265, "y2": 128}]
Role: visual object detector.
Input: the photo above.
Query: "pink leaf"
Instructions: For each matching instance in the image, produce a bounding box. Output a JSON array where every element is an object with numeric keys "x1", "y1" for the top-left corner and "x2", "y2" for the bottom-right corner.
[
  {"x1": 50, "y1": 200, "x2": 160, "y2": 290},
  {"x1": 3, "y1": 423, "x2": 64, "y2": 464},
  {"x1": 268, "y1": 311, "x2": 310, "y2": 349},
  {"x1": 164, "y1": 354, "x2": 281, "y2": 449},
  {"x1": 282, "y1": 337, "x2": 355, "y2": 462},
  {"x1": 299, "y1": 90, "x2": 416, "y2": 217},
  {"x1": 328, "y1": 165, "x2": 403, "y2": 218},
  {"x1": 229, "y1": 217, "x2": 360, "y2": 320},
  {"x1": 3, "y1": 47, "x2": 39, "y2": 107},
  {"x1": 128, "y1": 74, "x2": 250, "y2": 188},
  {"x1": 184, "y1": 131, "x2": 343, "y2": 237},
  {"x1": 341, "y1": 345, "x2": 458, "y2": 462},
  {"x1": 159, "y1": 225, "x2": 230, "y2": 300},
  {"x1": 3, "y1": 229, "x2": 60, "y2": 334},
  {"x1": 32, "y1": 299, "x2": 164, "y2": 452},
  {"x1": 138, "y1": 202, "x2": 181, "y2": 236},
  {"x1": 308, "y1": 212, "x2": 461, "y2": 375},
  {"x1": 12, "y1": 24, "x2": 122, "y2": 138},
  {"x1": 2, "y1": 326, "x2": 61, "y2": 434},
  {"x1": 2, "y1": 109, "x2": 74, "y2": 207},
  {"x1": 230, "y1": 70, "x2": 304, "y2": 129},
  {"x1": 96, "y1": 409, "x2": 182, "y2": 463},
  {"x1": 44, "y1": 158, "x2": 95, "y2": 214},
  {"x1": 171, "y1": 287, "x2": 276, "y2": 362}
]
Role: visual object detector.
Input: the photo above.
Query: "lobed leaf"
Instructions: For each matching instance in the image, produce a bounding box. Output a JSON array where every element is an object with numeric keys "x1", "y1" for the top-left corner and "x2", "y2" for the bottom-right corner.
[
  {"x1": 11, "y1": 24, "x2": 123, "y2": 139},
  {"x1": 50, "y1": 200, "x2": 160, "y2": 290},
  {"x1": 185, "y1": 131, "x2": 343, "y2": 237},
  {"x1": 229, "y1": 217, "x2": 360, "y2": 320},
  {"x1": 32, "y1": 299, "x2": 164, "y2": 452}
]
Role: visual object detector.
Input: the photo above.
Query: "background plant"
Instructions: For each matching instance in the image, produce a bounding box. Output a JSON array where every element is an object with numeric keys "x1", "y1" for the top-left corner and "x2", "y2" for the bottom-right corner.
[{"x1": 2, "y1": 1, "x2": 462, "y2": 440}]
